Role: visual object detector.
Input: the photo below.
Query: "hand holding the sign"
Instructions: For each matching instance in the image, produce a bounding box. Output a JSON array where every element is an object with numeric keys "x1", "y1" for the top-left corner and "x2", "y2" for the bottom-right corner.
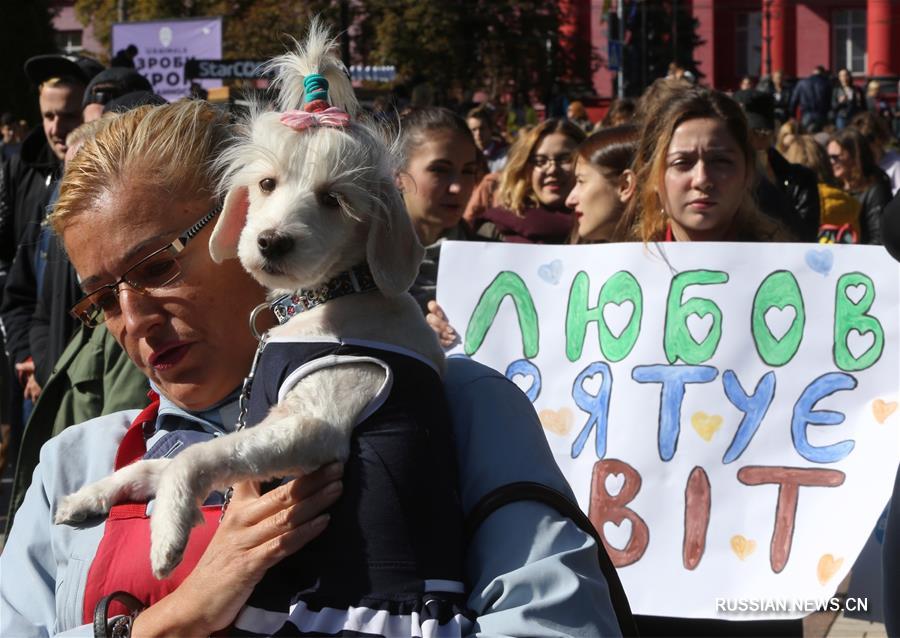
[{"x1": 427, "y1": 300, "x2": 459, "y2": 348}]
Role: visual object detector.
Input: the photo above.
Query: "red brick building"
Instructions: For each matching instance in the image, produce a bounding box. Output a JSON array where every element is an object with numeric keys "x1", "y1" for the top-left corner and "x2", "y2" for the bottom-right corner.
[{"x1": 585, "y1": 0, "x2": 900, "y2": 95}]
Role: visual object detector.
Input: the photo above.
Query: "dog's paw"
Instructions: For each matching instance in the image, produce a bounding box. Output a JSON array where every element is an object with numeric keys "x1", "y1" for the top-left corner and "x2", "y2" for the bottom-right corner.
[
  {"x1": 54, "y1": 489, "x2": 110, "y2": 524},
  {"x1": 150, "y1": 533, "x2": 188, "y2": 579},
  {"x1": 149, "y1": 498, "x2": 203, "y2": 579},
  {"x1": 150, "y1": 516, "x2": 191, "y2": 579}
]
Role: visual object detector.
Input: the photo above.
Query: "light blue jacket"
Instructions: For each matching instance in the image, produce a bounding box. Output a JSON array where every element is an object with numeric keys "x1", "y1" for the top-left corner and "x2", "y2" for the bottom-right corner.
[{"x1": 0, "y1": 358, "x2": 621, "y2": 637}]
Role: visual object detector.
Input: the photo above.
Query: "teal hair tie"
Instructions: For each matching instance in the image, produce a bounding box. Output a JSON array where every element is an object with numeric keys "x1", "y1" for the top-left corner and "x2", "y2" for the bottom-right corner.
[{"x1": 304, "y1": 74, "x2": 329, "y2": 104}]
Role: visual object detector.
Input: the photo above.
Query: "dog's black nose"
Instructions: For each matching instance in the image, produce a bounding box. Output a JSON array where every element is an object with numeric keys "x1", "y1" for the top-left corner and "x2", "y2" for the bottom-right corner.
[{"x1": 257, "y1": 231, "x2": 294, "y2": 259}]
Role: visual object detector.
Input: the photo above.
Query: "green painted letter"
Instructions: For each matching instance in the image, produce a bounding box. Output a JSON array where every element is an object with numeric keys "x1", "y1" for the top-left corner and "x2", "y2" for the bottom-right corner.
[
  {"x1": 465, "y1": 271, "x2": 539, "y2": 358},
  {"x1": 664, "y1": 270, "x2": 728, "y2": 364},
  {"x1": 566, "y1": 271, "x2": 643, "y2": 362},
  {"x1": 751, "y1": 270, "x2": 806, "y2": 366},
  {"x1": 833, "y1": 272, "x2": 883, "y2": 371}
]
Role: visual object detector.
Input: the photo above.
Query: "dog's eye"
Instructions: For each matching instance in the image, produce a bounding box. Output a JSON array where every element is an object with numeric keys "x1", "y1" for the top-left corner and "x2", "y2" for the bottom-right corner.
[
  {"x1": 316, "y1": 191, "x2": 341, "y2": 208},
  {"x1": 259, "y1": 178, "x2": 276, "y2": 193}
]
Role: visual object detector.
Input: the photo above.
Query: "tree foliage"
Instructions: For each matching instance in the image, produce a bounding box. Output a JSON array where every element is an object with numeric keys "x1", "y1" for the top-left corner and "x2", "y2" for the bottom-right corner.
[
  {"x1": 73, "y1": 0, "x2": 336, "y2": 59},
  {"x1": 0, "y1": 0, "x2": 59, "y2": 122},
  {"x1": 72, "y1": 0, "x2": 594, "y2": 101},
  {"x1": 364, "y1": 0, "x2": 590, "y2": 101},
  {"x1": 622, "y1": 0, "x2": 704, "y2": 96}
]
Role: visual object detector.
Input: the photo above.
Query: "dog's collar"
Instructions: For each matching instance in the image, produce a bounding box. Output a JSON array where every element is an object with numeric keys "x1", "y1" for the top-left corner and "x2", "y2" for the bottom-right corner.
[{"x1": 270, "y1": 263, "x2": 377, "y2": 324}]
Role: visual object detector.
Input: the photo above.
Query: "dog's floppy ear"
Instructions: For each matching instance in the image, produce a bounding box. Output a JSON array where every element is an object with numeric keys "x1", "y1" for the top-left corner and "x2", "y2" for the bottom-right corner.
[
  {"x1": 209, "y1": 186, "x2": 250, "y2": 263},
  {"x1": 366, "y1": 179, "x2": 424, "y2": 297}
]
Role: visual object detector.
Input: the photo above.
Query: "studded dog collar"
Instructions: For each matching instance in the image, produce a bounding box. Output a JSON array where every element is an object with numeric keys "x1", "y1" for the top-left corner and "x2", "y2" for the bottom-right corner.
[{"x1": 269, "y1": 263, "x2": 378, "y2": 325}]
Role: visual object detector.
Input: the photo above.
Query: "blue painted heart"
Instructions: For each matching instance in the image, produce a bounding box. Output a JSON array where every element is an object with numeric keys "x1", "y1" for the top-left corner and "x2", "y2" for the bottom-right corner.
[
  {"x1": 805, "y1": 249, "x2": 833, "y2": 276},
  {"x1": 538, "y1": 259, "x2": 563, "y2": 285}
]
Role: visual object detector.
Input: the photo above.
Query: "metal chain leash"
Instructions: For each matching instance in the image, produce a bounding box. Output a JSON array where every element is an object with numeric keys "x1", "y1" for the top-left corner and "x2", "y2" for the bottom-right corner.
[{"x1": 236, "y1": 331, "x2": 269, "y2": 433}]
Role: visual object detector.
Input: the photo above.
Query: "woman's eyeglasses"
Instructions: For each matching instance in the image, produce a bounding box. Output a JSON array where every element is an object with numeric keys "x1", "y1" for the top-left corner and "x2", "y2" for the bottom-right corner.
[
  {"x1": 530, "y1": 154, "x2": 574, "y2": 170},
  {"x1": 828, "y1": 154, "x2": 843, "y2": 164},
  {"x1": 69, "y1": 207, "x2": 220, "y2": 328}
]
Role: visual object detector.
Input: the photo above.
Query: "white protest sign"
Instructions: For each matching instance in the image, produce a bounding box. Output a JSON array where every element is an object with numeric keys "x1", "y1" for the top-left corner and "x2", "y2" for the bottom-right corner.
[
  {"x1": 436, "y1": 241, "x2": 900, "y2": 619},
  {"x1": 112, "y1": 18, "x2": 222, "y2": 101}
]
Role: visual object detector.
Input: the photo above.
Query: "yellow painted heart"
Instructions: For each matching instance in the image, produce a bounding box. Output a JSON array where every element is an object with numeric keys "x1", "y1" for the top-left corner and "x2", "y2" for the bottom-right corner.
[
  {"x1": 539, "y1": 408, "x2": 573, "y2": 436},
  {"x1": 691, "y1": 411, "x2": 723, "y2": 442},
  {"x1": 872, "y1": 399, "x2": 898, "y2": 424},
  {"x1": 817, "y1": 554, "x2": 844, "y2": 585},
  {"x1": 730, "y1": 535, "x2": 757, "y2": 561}
]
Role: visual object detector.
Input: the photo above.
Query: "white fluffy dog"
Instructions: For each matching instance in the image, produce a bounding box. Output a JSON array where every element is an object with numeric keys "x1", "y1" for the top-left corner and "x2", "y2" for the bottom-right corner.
[{"x1": 54, "y1": 23, "x2": 450, "y2": 585}]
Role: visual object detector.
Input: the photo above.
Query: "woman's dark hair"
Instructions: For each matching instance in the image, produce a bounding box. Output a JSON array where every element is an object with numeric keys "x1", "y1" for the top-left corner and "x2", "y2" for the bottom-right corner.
[
  {"x1": 576, "y1": 125, "x2": 639, "y2": 177},
  {"x1": 850, "y1": 111, "x2": 891, "y2": 148},
  {"x1": 397, "y1": 107, "x2": 475, "y2": 169},
  {"x1": 633, "y1": 77, "x2": 692, "y2": 126},
  {"x1": 600, "y1": 98, "x2": 637, "y2": 128},
  {"x1": 466, "y1": 104, "x2": 493, "y2": 129},
  {"x1": 569, "y1": 125, "x2": 639, "y2": 244},
  {"x1": 829, "y1": 127, "x2": 882, "y2": 189}
]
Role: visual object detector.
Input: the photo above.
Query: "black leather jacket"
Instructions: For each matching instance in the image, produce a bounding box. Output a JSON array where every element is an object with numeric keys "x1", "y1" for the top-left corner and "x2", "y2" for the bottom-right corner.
[
  {"x1": 883, "y1": 190, "x2": 900, "y2": 261},
  {"x1": 755, "y1": 148, "x2": 820, "y2": 241},
  {"x1": 854, "y1": 171, "x2": 893, "y2": 245}
]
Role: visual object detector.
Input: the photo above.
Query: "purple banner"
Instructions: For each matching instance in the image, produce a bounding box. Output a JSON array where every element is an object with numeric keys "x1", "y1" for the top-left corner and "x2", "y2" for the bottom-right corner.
[{"x1": 112, "y1": 18, "x2": 222, "y2": 101}]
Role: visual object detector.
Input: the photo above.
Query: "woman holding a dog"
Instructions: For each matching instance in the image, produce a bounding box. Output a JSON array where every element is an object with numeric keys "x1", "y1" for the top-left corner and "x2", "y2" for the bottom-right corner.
[{"x1": 1, "y1": 99, "x2": 624, "y2": 637}]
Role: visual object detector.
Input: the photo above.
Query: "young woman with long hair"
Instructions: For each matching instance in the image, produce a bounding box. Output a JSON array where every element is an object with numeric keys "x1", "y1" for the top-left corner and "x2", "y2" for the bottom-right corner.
[
  {"x1": 613, "y1": 88, "x2": 799, "y2": 638},
  {"x1": 827, "y1": 127, "x2": 893, "y2": 244},
  {"x1": 473, "y1": 118, "x2": 585, "y2": 244},
  {"x1": 565, "y1": 125, "x2": 638, "y2": 243},
  {"x1": 395, "y1": 107, "x2": 480, "y2": 312},
  {"x1": 614, "y1": 87, "x2": 789, "y2": 243},
  {"x1": 785, "y1": 135, "x2": 862, "y2": 243}
]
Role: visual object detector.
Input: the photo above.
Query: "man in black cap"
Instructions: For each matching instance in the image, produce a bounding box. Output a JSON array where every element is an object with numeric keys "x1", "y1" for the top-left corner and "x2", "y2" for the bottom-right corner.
[
  {"x1": 1, "y1": 54, "x2": 102, "y2": 264},
  {"x1": 81, "y1": 67, "x2": 153, "y2": 122},
  {"x1": 0, "y1": 54, "x2": 102, "y2": 456},
  {"x1": 733, "y1": 89, "x2": 820, "y2": 241}
]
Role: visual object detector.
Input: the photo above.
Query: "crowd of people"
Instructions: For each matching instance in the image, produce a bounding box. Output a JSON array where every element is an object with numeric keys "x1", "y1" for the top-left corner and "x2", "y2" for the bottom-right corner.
[{"x1": 0, "y1": 40, "x2": 899, "y2": 638}]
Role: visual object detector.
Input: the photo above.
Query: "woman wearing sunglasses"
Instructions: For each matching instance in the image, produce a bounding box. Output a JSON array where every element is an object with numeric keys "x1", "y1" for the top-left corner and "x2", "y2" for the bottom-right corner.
[
  {"x1": 826, "y1": 128, "x2": 893, "y2": 244},
  {"x1": 472, "y1": 118, "x2": 585, "y2": 244},
  {"x1": 0, "y1": 100, "x2": 623, "y2": 638}
]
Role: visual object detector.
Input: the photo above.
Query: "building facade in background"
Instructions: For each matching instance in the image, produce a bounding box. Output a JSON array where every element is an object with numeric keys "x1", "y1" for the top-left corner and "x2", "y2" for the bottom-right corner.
[
  {"x1": 50, "y1": 1, "x2": 102, "y2": 57},
  {"x1": 49, "y1": 0, "x2": 900, "y2": 97},
  {"x1": 586, "y1": 0, "x2": 899, "y2": 94}
]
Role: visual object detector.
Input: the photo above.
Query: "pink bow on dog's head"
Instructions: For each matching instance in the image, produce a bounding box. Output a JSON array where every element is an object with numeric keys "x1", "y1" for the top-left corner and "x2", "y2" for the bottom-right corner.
[{"x1": 280, "y1": 106, "x2": 351, "y2": 132}]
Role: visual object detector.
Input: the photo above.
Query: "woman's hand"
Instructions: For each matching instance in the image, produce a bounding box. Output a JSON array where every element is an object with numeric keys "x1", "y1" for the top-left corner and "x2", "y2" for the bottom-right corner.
[
  {"x1": 426, "y1": 300, "x2": 459, "y2": 348},
  {"x1": 15, "y1": 359, "x2": 42, "y2": 402},
  {"x1": 131, "y1": 462, "x2": 343, "y2": 637}
]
